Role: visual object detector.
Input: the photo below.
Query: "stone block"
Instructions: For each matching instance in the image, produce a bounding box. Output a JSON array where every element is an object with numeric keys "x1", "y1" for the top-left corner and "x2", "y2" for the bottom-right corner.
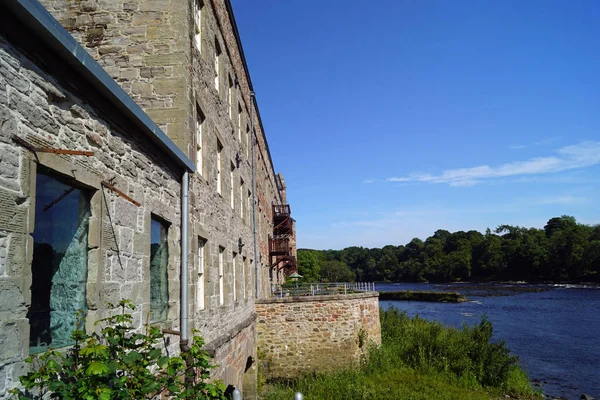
[
  {"x1": 0, "y1": 279, "x2": 25, "y2": 314},
  {"x1": 132, "y1": 12, "x2": 163, "y2": 26},
  {"x1": 119, "y1": 68, "x2": 139, "y2": 80},
  {"x1": 153, "y1": 78, "x2": 184, "y2": 95},
  {"x1": 113, "y1": 197, "x2": 138, "y2": 229},
  {"x1": 0, "y1": 233, "x2": 8, "y2": 277},
  {"x1": 99, "y1": 282, "x2": 121, "y2": 306},
  {"x1": 98, "y1": 45, "x2": 120, "y2": 56},
  {"x1": 8, "y1": 89, "x2": 59, "y2": 135},
  {"x1": 131, "y1": 81, "x2": 153, "y2": 96},
  {"x1": 143, "y1": 52, "x2": 185, "y2": 66},
  {"x1": 0, "y1": 190, "x2": 27, "y2": 233},
  {"x1": 0, "y1": 59, "x2": 29, "y2": 94},
  {"x1": 93, "y1": 13, "x2": 113, "y2": 26},
  {"x1": 0, "y1": 76, "x2": 6, "y2": 105},
  {"x1": 146, "y1": 108, "x2": 184, "y2": 124},
  {"x1": 119, "y1": 226, "x2": 134, "y2": 254},
  {"x1": 97, "y1": 0, "x2": 122, "y2": 11}
]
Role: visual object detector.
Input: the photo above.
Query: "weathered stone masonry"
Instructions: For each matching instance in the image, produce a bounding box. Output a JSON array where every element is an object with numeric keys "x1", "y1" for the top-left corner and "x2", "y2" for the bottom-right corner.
[
  {"x1": 0, "y1": 24, "x2": 185, "y2": 397},
  {"x1": 256, "y1": 293, "x2": 382, "y2": 379},
  {"x1": 0, "y1": 0, "x2": 296, "y2": 397}
]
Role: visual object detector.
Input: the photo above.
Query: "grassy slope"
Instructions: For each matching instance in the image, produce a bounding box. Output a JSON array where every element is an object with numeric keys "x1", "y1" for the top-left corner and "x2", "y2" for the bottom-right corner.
[
  {"x1": 264, "y1": 368, "x2": 500, "y2": 400},
  {"x1": 260, "y1": 309, "x2": 541, "y2": 400}
]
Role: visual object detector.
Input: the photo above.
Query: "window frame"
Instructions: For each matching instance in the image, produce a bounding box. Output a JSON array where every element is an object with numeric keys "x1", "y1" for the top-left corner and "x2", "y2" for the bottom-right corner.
[
  {"x1": 232, "y1": 252, "x2": 237, "y2": 302},
  {"x1": 218, "y1": 246, "x2": 224, "y2": 306},
  {"x1": 150, "y1": 215, "x2": 170, "y2": 323},
  {"x1": 197, "y1": 237, "x2": 206, "y2": 311},
  {"x1": 230, "y1": 162, "x2": 235, "y2": 209},
  {"x1": 214, "y1": 39, "x2": 221, "y2": 93},
  {"x1": 193, "y1": 0, "x2": 203, "y2": 52},
  {"x1": 216, "y1": 140, "x2": 223, "y2": 195},
  {"x1": 29, "y1": 170, "x2": 92, "y2": 353},
  {"x1": 196, "y1": 106, "x2": 204, "y2": 175}
]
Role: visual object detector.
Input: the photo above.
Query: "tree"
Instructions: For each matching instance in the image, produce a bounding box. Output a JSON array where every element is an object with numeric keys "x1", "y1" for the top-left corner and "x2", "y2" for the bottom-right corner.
[
  {"x1": 320, "y1": 260, "x2": 355, "y2": 282},
  {"x1": 299, "y1": 215, "x2": 598, "y2": 283},
  {"x1": 297, "y1": 249, "x2": 323, "y2": 282}
]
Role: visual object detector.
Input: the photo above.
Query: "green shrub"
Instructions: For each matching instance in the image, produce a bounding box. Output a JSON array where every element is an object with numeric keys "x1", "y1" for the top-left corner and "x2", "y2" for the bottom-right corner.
[
  {"x1": 262, "y1": 308, "x2": 541, "y2": 400},
  {"x1": 10, "y1": 300, "x2": 226, "y2": 400},
  {"x1": 377, "y1": 308, "x2": 519, "y2": 388}
]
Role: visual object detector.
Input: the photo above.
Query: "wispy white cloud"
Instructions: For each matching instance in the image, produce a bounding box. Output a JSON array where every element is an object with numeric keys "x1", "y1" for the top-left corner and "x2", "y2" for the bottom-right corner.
[
  {"x1": 509, "y1": 137, "x2": 562, "y2": 150},
  {"x1": 386, "y1": 141, "x2": 600, "y2": 187},
  {"x1": 534, "y1": 137, "x2": 562, "y2": 146},
  {"x1": 362, "y1": 179, "x2": 375, "y2": 184},
  {"x1": 539, "y1": 196, "x2": 590, "y2": 205}
]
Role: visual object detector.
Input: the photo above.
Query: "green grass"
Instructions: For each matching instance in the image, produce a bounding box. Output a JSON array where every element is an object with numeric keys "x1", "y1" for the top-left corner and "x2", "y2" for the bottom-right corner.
[
  {"x1": 260, "y1": 309, "x2": 542, "y2": 400},
  {"x1": 379, "y1": 290, "x2": 467, "y2": 302}
]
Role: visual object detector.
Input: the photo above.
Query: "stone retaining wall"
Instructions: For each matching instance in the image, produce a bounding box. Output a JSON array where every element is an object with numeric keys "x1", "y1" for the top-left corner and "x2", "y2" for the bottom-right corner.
[{"x1": 255, "y1": 292, "x2": 381, "y2": 379}]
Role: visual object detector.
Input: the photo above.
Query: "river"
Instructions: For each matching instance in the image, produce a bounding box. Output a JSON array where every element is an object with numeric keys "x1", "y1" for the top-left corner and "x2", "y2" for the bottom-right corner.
[{"x1": 377, "y1": 282, "x2": 600, "y2": 400}]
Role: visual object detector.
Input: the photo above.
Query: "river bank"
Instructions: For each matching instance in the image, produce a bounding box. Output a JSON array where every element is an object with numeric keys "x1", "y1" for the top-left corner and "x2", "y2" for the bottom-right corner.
[
  {"x1": 378, "y1": 282, "x2": 600, "y2": 400},
  {"x1": 261, "y1": 308, "x2": 540, "y2": 400},
  {"x1": 379, "y1": 290, "x2": 467, "y2": 302}
]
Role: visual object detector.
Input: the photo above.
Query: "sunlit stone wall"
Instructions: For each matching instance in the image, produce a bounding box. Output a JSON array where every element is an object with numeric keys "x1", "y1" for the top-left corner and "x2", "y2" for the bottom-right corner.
[
  {"x1": 0, "y1": 32, "x2": 182, "y2": 396},
  {"x1": 255, "y1": 292, "x2": 382, "y2": 379}
]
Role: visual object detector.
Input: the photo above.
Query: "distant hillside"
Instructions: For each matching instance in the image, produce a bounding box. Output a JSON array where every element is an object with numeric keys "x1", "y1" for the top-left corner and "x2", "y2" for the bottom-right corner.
[{"x1": 298, "y1": 215, "x2": 600, "y2": 283}]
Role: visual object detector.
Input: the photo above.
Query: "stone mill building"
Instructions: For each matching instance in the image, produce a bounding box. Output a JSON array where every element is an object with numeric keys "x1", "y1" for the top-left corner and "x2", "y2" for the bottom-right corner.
[{"x1": 0, "y1": 0, "x2": 299, "y2": 396}]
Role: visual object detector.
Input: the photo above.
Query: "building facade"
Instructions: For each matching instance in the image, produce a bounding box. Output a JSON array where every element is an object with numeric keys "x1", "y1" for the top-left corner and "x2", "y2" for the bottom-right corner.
[{"x1": 0, "y1": 0, "x2": 296, "y2": 397}]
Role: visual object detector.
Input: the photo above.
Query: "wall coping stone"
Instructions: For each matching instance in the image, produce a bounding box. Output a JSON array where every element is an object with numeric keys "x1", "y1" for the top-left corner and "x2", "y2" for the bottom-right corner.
[
  {"x1": 202, "y1": 312, "x2": 256, "y2": 357},
  {"x1": 256, "y1": 291, "x2": 379, "y2": 305}
]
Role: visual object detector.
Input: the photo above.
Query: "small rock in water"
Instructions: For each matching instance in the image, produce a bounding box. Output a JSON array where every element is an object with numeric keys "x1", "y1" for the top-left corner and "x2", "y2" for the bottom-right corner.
[{"x1": 580, "y1": 395, "x2": 595, "y2": 400}]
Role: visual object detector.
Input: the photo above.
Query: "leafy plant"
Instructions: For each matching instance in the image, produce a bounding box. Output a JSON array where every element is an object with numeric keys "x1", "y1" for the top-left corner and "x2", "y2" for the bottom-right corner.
[
  {"x1": 10, "y1": 299, "x2": 226, "y2": 400},
  {"x1": 262, "y1": 308, "x2": 541, "y2": 400}
]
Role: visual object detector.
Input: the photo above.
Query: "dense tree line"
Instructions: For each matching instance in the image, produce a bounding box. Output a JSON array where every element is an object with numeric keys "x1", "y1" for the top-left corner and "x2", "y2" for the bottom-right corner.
[{"x1": 298, "y1": 216, "x2": 600, "y2": 283}]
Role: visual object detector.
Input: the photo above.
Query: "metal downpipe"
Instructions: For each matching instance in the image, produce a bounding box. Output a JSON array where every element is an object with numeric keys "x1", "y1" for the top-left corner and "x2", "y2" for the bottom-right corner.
[
  {"x1": 180, "y1": 170, "x2": 190, "y2": 349},
  {"x1": 251, "y1": 92, "x2": 259, "y2": 299}
]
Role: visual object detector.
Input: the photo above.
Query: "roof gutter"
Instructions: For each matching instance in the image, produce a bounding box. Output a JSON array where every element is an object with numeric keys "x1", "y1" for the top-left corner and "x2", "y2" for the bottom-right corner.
[{"x1": 2, "y1": 0, "x2": 195, "y2": 173}]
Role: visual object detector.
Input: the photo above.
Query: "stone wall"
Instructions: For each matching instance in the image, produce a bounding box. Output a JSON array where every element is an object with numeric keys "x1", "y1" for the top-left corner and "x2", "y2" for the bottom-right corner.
[
  {"x1": 206, "y1": 314, "x2": 257, "y2": 398},
  {"x1": 255, "y1": 292, "x2": 381, "y2": 379},
  {"x1": 0, "y1": 31, "x2": 183, "y2": 397},
  {"x1": 38, "y1": 0, "x2": 191, "y2": 152},
  {"x1": 0, "y1": 0, "x2": 295, "y2": 396}
]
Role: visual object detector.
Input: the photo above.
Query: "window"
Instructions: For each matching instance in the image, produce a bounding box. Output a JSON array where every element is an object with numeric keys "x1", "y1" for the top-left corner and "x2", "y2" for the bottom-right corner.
[
  {"x1": 196, "y1": 106, "x2": 204, "y2": 175},
  {"x1": 249, "y1": 259, "x2": 253, "y2": 298},
  {"x1": 194, "y1": 0, "x2": 203, "y2": 52},
  {"x1": 247, "y1": 189, "x2": 252, "y2": 223},
  {"x1": 230, "y1": 162, "x2": 235, "y2": 209},
  {"x1": 245, "y1": 125, "x2": 250, "y2": 158},
  {"x1": 228, "y1": 75, "x2": 234, "y2": 119},
  {"x1": 216, "y1": 140, "x2": 222, "y2": 194},
  {"x1": 232, "y1": 252, "x2": 237, "y2": 302},
  {"x1": 150, "y1": 217, "x2": 169, "y2": 322},
  {"x1": 214, "y1": 39, "x2": 221, "y2": 92},
  {"x1": 197, "y1": 238, "x2": 205, "y2": 310},
  {"x1": 29, "y1": 172, "x2": 90, "y2": 353},
  {"x1": 243, "y1": 256, "x2": 248, "y2": 300},
  {"x1": 239, "y1": 178, "x2": 244, "y2": 219},
  {"x1": 218, "y1": 246, "x2": 224, "y2": 306},
  {"x1": 237, "y1": 104, "x2": 242, "y2": 142}
]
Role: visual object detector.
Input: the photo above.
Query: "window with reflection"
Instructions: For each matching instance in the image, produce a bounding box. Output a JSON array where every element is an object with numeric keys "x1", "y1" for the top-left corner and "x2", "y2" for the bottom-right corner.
[
  {"x1": 29, "y1": 171, "x2": 90, "y2": 353},
  {"x1": 150, "y1": 217, "x2": 169, "y2": 322}
]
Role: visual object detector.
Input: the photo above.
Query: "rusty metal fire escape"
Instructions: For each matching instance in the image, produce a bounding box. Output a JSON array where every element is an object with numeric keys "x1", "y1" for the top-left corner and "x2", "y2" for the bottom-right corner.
[{"x1": 269, "y1": 204, "x2": 297, "y2": 277}]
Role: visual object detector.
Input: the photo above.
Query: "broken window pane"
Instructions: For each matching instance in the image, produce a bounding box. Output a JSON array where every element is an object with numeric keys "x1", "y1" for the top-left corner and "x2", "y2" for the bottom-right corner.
[
  {"x1": 29, "y1": 172, "x2": 90, "y2": 353},
  {"x1": 150, "y1": 217, "x2": 169, "y2": 322}
]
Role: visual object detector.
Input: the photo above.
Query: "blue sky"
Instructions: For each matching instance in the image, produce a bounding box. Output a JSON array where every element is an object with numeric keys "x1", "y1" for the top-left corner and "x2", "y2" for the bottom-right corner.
[{"x1": 231, "y1": 0, "x2": 600, "y2": 250}]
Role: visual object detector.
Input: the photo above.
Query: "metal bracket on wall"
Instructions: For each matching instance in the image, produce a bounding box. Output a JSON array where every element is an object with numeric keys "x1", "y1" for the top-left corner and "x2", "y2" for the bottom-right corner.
[
  {"x1": 101, "y1": 179, "x2": 141, "y2": 207},
  {"x1": 13, "y1": 136, "x2": 95, "y2": 156}
]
